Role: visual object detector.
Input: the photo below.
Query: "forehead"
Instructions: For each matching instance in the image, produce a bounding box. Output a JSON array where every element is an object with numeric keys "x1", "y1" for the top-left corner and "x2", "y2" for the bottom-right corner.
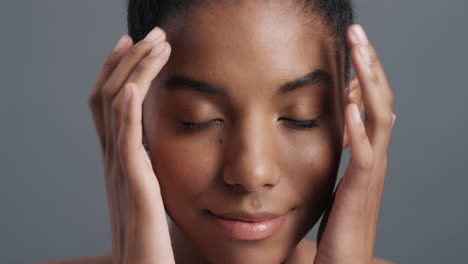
[{"x1": 161, "y1": 0, "x2": 339, "y2": 100}]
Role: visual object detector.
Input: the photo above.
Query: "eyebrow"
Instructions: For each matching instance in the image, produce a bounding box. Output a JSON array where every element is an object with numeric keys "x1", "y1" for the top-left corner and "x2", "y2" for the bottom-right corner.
[{"x1": 163, "y1": 69, "x2": 331, "y2": 97}]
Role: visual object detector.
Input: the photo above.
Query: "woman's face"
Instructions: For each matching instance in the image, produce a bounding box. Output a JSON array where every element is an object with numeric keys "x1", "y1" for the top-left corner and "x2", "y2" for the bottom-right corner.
[{"x1": 143, "y1": 1, "x2": 347, "y2": 263}]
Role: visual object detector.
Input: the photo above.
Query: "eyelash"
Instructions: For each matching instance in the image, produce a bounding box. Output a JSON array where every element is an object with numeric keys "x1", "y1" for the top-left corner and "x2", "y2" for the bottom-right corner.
[
  {"x1": 280, "y1": 118, "x2": 319, "y2": 129},
  {"x1": 180, "y1": 118, "x2": 318, "y2": 131},
  {"x1": 181, "y1": 119, "x2": 223, "y2": 131}
]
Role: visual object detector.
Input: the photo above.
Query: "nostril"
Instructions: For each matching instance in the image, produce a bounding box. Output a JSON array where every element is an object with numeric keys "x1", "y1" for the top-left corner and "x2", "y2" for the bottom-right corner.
[{"x1": 227, "y1": 183, "x2": 246, "y2": 193}]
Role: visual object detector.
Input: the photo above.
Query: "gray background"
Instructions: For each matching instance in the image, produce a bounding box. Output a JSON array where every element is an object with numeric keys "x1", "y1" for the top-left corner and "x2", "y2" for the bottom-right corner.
[{"x1": 1, "y1": 0, "x2": 467, "y2": 263}]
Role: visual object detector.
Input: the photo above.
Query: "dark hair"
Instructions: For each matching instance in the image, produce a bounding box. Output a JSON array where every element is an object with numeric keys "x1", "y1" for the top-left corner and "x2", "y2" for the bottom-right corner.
[{"x1": 127, "y1": 0, "x2": 354, "y2": 82}]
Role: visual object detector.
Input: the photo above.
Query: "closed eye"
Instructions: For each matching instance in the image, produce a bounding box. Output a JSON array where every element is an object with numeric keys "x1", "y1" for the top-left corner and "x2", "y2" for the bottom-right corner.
[
  {"x1": 179, "y1": 117, "x2": 319, "y2": 132},
  {"x1": 180, "y1": 119, "x2": 223, "y2": 132},
  {"x1": 279, "y1": 118, "x2": 319, "y2": 129}
]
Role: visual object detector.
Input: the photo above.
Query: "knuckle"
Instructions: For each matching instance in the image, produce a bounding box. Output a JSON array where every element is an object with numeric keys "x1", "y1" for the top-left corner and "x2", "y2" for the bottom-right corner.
[
  {"x1": 87, "y1": 91, "x2": 100, "y2": 107},
  {"x1": 102, "y1": 52, "x2": 121, "y2": 71},
  {"x1": 102, "y1": 57, "x2": 117, "y2": 70},
  {"x1": 101, "y1": 82, "x2": 115, "y2": 100},
  {"x1": 111, "y1": 97, "x2": 123, "y2": 117},
  {"x1": 133, "y1": 60, "x2": 147, "y2": 74},
  {"x1": 376, "y1": 110, "x2": 394, "y2": 128},
  {"x1": 356, "y1": 155, "x2": 375, "y2": 170},
  {"x1": 365, "y1": 43, "x2": 378, "y2": 64},
  {"x1": 126, "y1": 45, "x2": 140, "y2": 58},
  {"x1": 352, "y1": 45, "x2": 361, "y2": 61},
  {"x1": 102, "y1": 61, "x2": 115, "y2": 71},
  {"x1": 368, "y1": 67, "x2": 380, "y2": 85}
]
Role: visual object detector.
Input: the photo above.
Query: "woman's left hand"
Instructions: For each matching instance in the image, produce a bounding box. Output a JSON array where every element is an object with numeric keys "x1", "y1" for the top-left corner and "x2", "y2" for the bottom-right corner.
[{"x1": 313, "y1": 24, "x2": 396, "y2": 264}]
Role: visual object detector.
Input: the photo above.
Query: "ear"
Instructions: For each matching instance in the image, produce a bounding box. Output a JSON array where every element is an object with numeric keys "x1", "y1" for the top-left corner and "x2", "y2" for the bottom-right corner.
[{"x1": 342, "y1": 75, "x2": 364, "y2": 150}]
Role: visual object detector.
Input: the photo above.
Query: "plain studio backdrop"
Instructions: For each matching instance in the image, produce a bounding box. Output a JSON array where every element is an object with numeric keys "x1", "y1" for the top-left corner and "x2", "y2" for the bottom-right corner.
[{"x1": 1, "y1": 0, "x2": 467, "y2": 263}]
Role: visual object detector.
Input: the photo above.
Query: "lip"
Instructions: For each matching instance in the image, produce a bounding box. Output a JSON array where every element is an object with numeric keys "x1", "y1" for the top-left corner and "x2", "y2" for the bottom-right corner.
[
  {"x1": 213, "y1": 210, "x2": 284, "y2": 222},
  {"x1": 207, "y1": 210, "x2": 288, "y2": 240}
]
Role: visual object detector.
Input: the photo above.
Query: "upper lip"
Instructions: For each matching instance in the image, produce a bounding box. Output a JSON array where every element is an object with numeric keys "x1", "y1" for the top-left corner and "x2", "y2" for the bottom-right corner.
[{"x1": 209, "y1": 210, "x2": 285, "y2": 222}]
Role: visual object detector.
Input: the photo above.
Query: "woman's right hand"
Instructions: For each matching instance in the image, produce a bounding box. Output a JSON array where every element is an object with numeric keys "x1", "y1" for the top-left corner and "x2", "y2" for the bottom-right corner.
[{"x1": 87, "y1": 27, "x2": 174, "y2": 264}]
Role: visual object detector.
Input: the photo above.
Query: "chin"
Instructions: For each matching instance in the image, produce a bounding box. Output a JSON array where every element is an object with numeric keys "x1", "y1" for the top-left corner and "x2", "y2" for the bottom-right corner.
[
  {"x1": 169, "y1": 206, "x2": 317, "y2": 264},
  {"x1": 195, "y1": 235, "x2": 296, "y2": 264}
]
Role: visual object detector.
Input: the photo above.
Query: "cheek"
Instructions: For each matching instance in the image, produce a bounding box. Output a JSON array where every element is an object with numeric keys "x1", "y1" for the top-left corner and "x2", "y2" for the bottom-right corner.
[
  {"x1": 149, "y1": 126, "x2": 222, "y2": 208},
  {"x1": 279, "y1": 126, "x2": 341, "y2": 205},
  {"x1": 143, "y1": 84, "x2": 220, "y2": 207}
]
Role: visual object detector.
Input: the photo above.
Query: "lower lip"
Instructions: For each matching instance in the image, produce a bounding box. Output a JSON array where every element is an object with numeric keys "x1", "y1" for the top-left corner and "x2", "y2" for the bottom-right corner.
[{"x1": 207, "y1": 211, "x2": 286, "y2": 240}]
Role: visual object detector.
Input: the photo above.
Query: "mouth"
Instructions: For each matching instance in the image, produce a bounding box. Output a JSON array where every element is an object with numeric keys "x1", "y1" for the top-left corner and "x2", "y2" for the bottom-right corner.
[{"x1": 205, "y1": 209, "x2": 293, "y2": 240}]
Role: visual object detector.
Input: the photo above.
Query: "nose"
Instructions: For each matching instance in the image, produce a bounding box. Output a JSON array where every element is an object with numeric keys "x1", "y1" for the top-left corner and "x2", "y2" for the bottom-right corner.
[{"x1": 222, "y1": 111, "x2": 281, "y2": 193}]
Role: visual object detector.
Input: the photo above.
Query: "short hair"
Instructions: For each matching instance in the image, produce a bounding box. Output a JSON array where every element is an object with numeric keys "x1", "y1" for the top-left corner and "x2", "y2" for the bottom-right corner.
[{"x1": 127, "y1": 0, "x2": 354, "y2": 82}]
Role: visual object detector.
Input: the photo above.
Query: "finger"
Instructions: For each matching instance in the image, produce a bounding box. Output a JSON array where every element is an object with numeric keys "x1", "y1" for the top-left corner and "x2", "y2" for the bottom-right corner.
[
  {"x1": 347, "y1": 25, "x2": 392, "y2": 100},
  {"x1": 345, "y1": 103, "x2": 374, "y2": 189},
  {"x1": 93, "y1": 35, "x2": 133, "y2": 101},
  {"x1": 126, "y1": 41, "x2": 171, "y2": 100},
  {"x1": 88, "y1": 34, "x2": 132, "y2": 152},
  {"x1": 346, "y1": 103, "x2": 387, "y2": 241},
  {"x1": 102, "y1": 27, "x2": 165, "y2": 103},
  {"x1": 102, "y1": 26, "x2": 166, "y2": 153},
  {"x1": 111, "y1": 41, "x2": 171, "y2": 145},
  {"x1": 346, "y1": 24, "x2": 395, "y2": 153},
  {"x1": 117, "y1": 83, "x2": 159, "y2": 203}
]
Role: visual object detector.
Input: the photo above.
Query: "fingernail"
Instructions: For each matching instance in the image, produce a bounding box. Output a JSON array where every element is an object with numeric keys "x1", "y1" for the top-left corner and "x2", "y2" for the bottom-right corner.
[
  {"x1": 114, "y1": 35, "x2": 128, "y2": 51},
  {"x1": 353, "y1": 24, "x2": 369, "y2": 44},
  {"x1": 392, "y1": 113, "x2": 396, "y2": 126},
  {"x1": 351, "y1": 104, "x2": 362, "y2": 124},
  {"x1": 150, "y1": 42, "x2": 166, "y2": 57},
  {"x1": 145, "y1": 27, "x2": 163, "y2": 42},
  {"x1": 360, "y1": 45, "x2": 372, "y2": 66}
]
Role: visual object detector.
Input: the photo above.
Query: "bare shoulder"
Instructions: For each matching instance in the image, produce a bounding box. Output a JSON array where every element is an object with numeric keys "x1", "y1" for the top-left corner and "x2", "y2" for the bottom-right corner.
[
  {"x1": 302, "y1": 240, "x2": 394, "y2": 264},
  {"x1": 36, "y1": 254, "x2": 112, "y2": 264}
]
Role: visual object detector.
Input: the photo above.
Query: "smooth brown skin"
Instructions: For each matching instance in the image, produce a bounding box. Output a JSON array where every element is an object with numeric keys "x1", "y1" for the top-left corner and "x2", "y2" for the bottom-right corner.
[{"x1": 41, "y1": 1, "x2": 395, "y2": 264}]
